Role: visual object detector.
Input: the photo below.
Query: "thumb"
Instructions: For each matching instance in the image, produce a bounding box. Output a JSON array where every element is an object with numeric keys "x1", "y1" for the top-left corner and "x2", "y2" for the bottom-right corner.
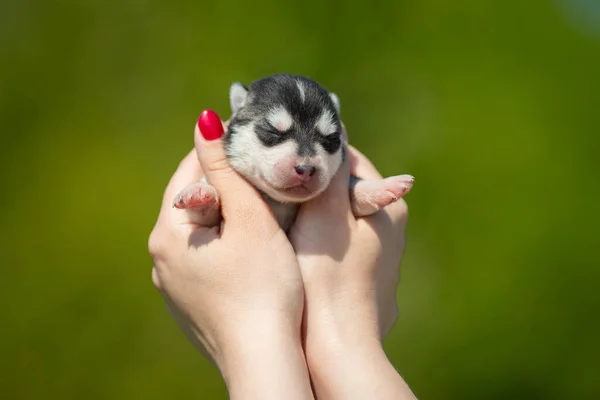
[
  {"x1": 290, "y1": 145, "x2": 354, "y2": 249},
  {"x1": 302, "y1": 144, "x2": 352, "y2": 216},
  {"x1": 194, "y1": 110, "x2": 271, "y2": 220}
]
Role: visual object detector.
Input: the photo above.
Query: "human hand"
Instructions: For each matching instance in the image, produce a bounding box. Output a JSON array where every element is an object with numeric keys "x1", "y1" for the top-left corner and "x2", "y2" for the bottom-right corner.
[
  {"x1": 289, "y1": 135, "x2": 416, "y2": 399},
  {"x1": 148, "y1": 111, "x2": 313, "y2": 399}
]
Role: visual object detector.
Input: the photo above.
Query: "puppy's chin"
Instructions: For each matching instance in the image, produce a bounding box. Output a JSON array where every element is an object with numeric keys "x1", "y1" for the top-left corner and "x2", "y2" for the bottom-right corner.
[
  {"x1": 253, "y1": 176, "x2": 328, "y2": 204},
  {"x1": 267, "y1": 186, "x2": 324, "y2": 204}
]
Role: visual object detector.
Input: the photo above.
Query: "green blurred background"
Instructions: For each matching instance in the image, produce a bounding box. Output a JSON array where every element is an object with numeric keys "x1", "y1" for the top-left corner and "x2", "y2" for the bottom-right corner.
[{"x1": 2, "y1": 0, "x2": 599, "y2": 398}]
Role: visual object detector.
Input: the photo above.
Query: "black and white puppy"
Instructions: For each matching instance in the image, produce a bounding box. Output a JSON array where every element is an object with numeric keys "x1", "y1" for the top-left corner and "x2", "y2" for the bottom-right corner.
[{"x1": 174, "y1": 74, "x2": 414, "y2": 231}]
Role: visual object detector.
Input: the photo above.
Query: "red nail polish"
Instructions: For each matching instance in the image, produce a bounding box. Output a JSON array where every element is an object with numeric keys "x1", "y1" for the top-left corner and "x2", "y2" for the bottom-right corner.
[{"x1": 197, "y1": 110, "x2": 224, "y2": 141}]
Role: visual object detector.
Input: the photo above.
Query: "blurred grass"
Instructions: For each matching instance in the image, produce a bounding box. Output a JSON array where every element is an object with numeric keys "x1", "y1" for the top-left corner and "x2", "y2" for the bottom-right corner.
[{"x1": 1, "y1": 0, "x2": 599, "y2": 399}]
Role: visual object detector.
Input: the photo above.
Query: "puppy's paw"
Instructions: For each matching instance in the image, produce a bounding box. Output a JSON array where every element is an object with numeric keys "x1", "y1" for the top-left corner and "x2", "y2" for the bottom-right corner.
[
  {"x1": 173, "y1": 182, "x2": 221, "y2": 226},
  {"x1": 173, "y1": 182, "x2": 219, "y2": 210},
  {"x1": 380, "y1": 174, "x2": 414, "y2": 201},
  {"x1": 350, "y1": 174, "x2": 414, "y2": 217}
]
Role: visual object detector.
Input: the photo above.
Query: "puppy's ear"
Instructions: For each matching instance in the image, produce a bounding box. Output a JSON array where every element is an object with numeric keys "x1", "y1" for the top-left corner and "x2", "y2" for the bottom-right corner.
[
  {"x1": 329, "y1": 92, "x2": 340, "y2": 114},
  {"x1": 230, "y1": 82, "x2": 249, "y2": 114}
]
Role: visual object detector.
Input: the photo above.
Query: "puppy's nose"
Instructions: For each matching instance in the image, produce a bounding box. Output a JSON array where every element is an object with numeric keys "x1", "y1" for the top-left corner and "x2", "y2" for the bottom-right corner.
[{"x1": 294, "y1": 165, "x2": 316, "y2": 180}]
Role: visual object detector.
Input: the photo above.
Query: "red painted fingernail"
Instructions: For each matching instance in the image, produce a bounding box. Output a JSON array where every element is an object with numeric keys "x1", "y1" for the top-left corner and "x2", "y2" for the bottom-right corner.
[{"x1": 197, "y1": 110, "x2": 224, "y2": 141}]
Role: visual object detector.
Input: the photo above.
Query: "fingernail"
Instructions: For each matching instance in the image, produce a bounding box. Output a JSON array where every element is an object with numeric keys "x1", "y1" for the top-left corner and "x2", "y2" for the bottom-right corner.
[{"x1": 197, "y1": 110, "x2": 224, "y2": 141}]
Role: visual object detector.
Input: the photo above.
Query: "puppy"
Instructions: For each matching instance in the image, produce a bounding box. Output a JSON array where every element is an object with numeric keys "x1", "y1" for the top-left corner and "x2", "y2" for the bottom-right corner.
[{"x1": 174, "y1": 74, "x2": 414, "y2": 231}]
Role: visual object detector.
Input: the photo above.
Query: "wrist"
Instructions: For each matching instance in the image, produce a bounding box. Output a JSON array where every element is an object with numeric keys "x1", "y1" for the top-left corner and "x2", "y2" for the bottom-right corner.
[
  {"x1": 215, "y1": 315, "x2": 314, "y2": 400},
  {"x1": 304, "y1": 295, "x2": 383, "y2": 347},
  {"x1": 304, "y1": 317, "x2": 416, "y2": 400},
  {"x1": 305, "y1": 325, "x2": 383, "y2": 377}
]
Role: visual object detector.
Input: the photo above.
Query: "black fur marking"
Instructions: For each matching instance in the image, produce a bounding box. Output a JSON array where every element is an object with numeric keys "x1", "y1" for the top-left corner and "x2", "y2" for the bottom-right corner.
[
  {"x1": 318, "y1": 132, "x2": 342, "y2": 154},
  {"x1": 255, "y1": 120, "x2": 290, "y2": 147},
  {"x1": 228, "y1": 74, "x2": 342, "y2": 154}
]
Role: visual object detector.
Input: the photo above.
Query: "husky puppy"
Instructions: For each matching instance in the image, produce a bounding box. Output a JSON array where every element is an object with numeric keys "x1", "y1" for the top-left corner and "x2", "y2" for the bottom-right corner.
[{"x1": 174, "y1": 74, "x2": 414, "y2": 231}]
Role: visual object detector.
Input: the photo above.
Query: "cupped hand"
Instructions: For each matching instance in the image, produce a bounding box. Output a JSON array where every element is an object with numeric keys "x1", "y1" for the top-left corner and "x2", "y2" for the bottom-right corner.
[
  {"x1": 289, "y1": 135, "x2": 414, "y2": 399},
  {"x1": 290, "y1": 142, "x2": 408, "y2": 342},
  {"x1": 148, "y1": 112, "x2": 312, "y2": 399}
]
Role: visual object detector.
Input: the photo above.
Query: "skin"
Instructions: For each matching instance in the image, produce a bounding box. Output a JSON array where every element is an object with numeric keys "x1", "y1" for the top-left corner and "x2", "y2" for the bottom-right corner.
[
  {"x1": 149, "y1": 124, "x2": 314, "y2": 400},
  {"x1": 148, "y1": 120, "x2": 417, "y2": 399},
  {"x1": 290, "y1": 140, "x2": 417, "y2": 399}
]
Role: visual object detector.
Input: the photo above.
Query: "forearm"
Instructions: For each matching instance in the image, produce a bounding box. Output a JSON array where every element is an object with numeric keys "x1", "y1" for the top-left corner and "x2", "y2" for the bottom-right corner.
[{"x1": 218, "y1": 320, "x2": 315, "y2": 400}]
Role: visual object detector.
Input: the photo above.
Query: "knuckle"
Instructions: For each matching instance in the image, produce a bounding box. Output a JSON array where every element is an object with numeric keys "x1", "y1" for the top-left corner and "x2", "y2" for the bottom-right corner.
[
  {"x1": 151, "y1": 267, "x2": 163, "y2": 292},
  {"x1": 356, "y1": 225, "x2": 385, "y2": 253},
  {"x1": 387, "y1": 198, "x2": 409, "y2": 227},
  {"x1": 148, "y1": 226, "x2": 167, "y2": 260},
  {"x1": 205, "y1": 155, "x2": 234, "y2": 175}
]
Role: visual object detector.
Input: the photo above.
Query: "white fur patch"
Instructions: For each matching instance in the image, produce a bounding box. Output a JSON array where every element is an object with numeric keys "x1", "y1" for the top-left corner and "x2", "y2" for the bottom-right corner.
[
  {"x1": 227, "y1": 121, "x2": 343, "y2": 203},
  {"x1": 227, "y1": 122, "x2": 297, "y2": 192},
  {"x1": 296, "y1": 80, "x2": 306, "y2": 103},
  {"x1": 226, "y1": 115, "x2": 344, "y2": 214},
  {"x1": 329, "y1": 92, "x2": 340, "y2": 113},
  {"x1": 316, "y1": 109, "x2": 337, "y2": 136},
  {"x1": 267, "y1": 105, "x2": 293, "y2": 132}
]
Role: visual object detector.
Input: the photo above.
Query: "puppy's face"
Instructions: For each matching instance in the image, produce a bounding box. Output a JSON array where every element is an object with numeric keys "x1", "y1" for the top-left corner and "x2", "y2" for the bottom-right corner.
[{"x1": 224, "y1": 75, "x2": 344, "y2": 203}]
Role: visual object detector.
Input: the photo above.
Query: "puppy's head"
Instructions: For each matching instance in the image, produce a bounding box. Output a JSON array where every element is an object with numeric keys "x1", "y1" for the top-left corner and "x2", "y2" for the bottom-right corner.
[{"x1": 224, "y1": 74, "x2": 344, "y2": 203}]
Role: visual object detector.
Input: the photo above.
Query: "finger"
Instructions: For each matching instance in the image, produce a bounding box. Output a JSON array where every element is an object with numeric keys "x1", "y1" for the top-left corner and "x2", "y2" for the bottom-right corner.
[
  {"x1": 194, "y1": 110, "x2": 277, "y2": 228},
  {"x1": 357, "y1": 199, "x2": 408, "y2": 247},
  {"x1": 155, "y1": 148, "x2": 209, "y2": 229},
  {"x1": 163, "y1": 148, "x2": 204, "y2": 208},
  {"x1": 329, "y1": 144, "x2": 352, "y2": 199},
  {"x1": 148, "y1": 147, "x2": 208, "y2": 263},
  {"x1": 346, "y1": 146, "x2": 410, "y2": 227},
  {"x1": 348, "y1": 145, "x2": 383, "y2": 180},
  {"x1": 160, "y1": 117, "x2": 229, "y2": 213},
  {"x1": 301, "y1": 143, "x2": 353, "y2": 217}
]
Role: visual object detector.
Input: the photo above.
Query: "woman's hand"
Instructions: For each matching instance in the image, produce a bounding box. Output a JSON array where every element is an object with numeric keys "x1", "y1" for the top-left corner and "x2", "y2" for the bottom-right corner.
[
  {"x1": 148, "y1": 111, "x2": 313, "y2": 400},
  {"x1": 289, "y1": 139, "x2": 416, "y2": 399}
]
